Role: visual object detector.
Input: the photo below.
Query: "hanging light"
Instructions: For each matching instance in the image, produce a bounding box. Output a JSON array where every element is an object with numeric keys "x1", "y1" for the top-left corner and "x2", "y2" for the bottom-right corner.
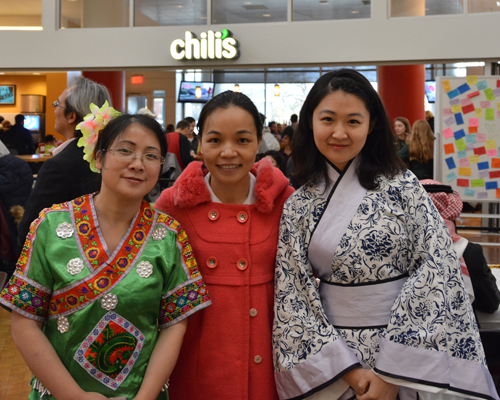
[
  {"x1": 195, "y1": 86, "x2": 202, "y2": 99},
  {"x1": 234, "y1": 84, "x2": 240, "y2": 93},
  {"x1": 274, "y1": 84, "x2": 280, "y2": 96}
]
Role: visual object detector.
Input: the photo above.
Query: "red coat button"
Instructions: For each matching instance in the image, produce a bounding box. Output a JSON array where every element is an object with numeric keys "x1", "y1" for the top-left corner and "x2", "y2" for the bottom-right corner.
[
  {"x1": 254, "y1": 355, "x2": 263, "y2": 364},
  {"x1": 237, "y1": 212, "x2": 248, "y2": 223},
  {"x1": 250, "y1": 308, "x2": 258, "y2": 317},
  {"x1": 237, "y1": 258, "x2": 248, "y2": 271},
  {"x1": 206, "y1": 257, "x2": 218, "y2": 268},
  {"x1": 208, "y1": 209, "x2": 219, "y2": 221}
]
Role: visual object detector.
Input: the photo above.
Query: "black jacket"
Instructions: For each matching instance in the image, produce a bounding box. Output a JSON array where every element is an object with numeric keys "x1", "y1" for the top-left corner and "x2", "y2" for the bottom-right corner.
[
  {"x1": 18, "y1": 139, "x2": 101, "y2": 244},
  {"x1": 2, "y1": 123, "x2": 35, "y2": 155}
]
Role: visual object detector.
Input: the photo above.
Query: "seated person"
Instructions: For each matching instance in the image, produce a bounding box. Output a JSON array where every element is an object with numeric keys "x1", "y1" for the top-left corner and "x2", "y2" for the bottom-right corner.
[
  {"x1": 35, "y1": 135, "x2": 58, "y2": 155},
  {"x1": 422, "y1": 179, "x2": 500, "y2": 314}
]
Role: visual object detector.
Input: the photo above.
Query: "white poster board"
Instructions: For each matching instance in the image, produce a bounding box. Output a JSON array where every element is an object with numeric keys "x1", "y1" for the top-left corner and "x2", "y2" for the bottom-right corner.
[{"x1": 435, "y1": 76, "x2": 500, "y2": 202}]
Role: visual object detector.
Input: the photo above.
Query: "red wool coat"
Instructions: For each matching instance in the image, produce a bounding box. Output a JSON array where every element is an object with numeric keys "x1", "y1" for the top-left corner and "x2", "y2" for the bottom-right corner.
[{"x1": 155, "y1": 160, "x2": 294, "y2": 400}]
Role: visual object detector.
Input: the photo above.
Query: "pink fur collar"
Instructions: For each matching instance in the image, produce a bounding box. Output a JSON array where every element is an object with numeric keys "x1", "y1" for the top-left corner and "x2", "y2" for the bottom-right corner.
[{"x1": 171, "y1": 159, "x2": 289, "y2": 213}]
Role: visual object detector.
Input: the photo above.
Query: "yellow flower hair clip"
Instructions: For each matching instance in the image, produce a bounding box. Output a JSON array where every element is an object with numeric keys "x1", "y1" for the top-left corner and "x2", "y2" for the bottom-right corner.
[{"x1": 76, "y1": 101, "x2": 121, "y2": 173}]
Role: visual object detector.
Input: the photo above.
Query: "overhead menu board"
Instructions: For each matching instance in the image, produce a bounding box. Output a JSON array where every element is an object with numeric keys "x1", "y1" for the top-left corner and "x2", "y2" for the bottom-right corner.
[{"x1": 435, "y1": 76, "x2": 500, "y2": 202}]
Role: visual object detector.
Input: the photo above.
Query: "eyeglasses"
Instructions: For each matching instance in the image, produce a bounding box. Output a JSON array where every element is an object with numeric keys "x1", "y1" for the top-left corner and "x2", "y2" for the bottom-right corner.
[
  {"x1": 105, "y1": 148, "x2": 165, "y2": 167},
  {"x1": 52, "y1": 100, "x2": 66, "y2": 109}
]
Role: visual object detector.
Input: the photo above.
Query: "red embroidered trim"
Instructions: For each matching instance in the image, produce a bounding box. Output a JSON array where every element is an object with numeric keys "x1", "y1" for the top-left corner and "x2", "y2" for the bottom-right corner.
[{"x1": 48, "y1": 196, "x2": 154, "y2": 316}]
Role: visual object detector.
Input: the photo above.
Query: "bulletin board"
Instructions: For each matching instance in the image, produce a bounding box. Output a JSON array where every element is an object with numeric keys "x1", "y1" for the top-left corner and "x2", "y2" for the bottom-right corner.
[{"x1": 435, "y1": 76, "x2": 500, "y2": 202}]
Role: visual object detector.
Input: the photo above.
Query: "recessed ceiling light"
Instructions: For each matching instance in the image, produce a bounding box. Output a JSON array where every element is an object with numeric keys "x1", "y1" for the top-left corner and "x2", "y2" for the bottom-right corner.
[
  {"x1": 175, "y1": 5, "x2": 183, "y2": 8},
  {"x1": 244, "y1": 1, "x2": 252, "y2": 4},
  {"x1": 351, "y1": 10, "x2": 359, "y2": 13},
  {"x1": 319, "y1": 1, "x2": 329, "y2": 3},
  {"x1": 0, "y1": 73, "x2": 4, "y2": 75},
  {"x1": 0, "y1": 26, "x2": 42, "y2": 30},
  {"x1": 201, "y1": 16, "x2": 207, "y2": 19},
  {"x1": 33, "y1": 73, "x2": 40, "y2": 75},
  {"x1": 263, "y1": 13, "x2": 270, "y2": 17}
]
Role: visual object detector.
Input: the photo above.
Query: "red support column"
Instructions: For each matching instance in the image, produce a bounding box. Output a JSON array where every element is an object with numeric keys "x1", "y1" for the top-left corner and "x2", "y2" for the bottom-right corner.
[
  {"x1": 82, "y1": 71, "x2": 125, "y2": 113},
  {"x1": 377, "y1": 65, "x2": 426, "y2": 126}
]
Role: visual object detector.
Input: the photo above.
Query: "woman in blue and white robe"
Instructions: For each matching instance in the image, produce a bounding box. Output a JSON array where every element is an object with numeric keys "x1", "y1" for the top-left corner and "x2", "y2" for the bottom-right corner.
[{"x1": 273, "y1": 69, "x2": 498, "y2": 400}]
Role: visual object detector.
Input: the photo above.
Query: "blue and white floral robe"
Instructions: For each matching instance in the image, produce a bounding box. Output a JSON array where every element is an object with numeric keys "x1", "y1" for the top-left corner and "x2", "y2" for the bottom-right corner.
[{"x1": 273, "y1": 160, "x2": 498, "y2": 400}]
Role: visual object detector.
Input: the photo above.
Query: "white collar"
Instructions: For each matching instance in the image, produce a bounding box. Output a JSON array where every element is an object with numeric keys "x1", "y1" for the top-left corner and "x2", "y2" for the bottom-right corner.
[
  {"x1": 204, "y1": 172, "x2": 257, "y2": 204},
  {"x1": 51, "y1": 137, "x2": 76, "y2": 156}
]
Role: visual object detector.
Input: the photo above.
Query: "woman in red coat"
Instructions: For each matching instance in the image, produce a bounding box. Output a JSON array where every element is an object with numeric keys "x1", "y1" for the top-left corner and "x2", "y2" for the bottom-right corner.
[{"x1": 155, "y1": 91, "x2": 294, "y2": 400}]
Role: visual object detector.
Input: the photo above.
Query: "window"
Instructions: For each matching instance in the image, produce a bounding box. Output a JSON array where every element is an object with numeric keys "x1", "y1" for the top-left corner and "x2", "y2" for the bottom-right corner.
[
  {"x1": 61, "y1": 0, "x2": 129, "y2": 28},
  {"x1": 0, "y1": 0, "x2": 42, "y2": 30},
  {"x1": 390, "y1": 0, "x2": 463, "y2": 17},
  {"x1": 293, "y1": 0, "x2": 370, "y2": 21},
  {"x1": 135, "y1": 0, "x2": 207, "y2": 26},
  {"x1": 212, "y1": 0, "x2": 287, "y2": 24}
]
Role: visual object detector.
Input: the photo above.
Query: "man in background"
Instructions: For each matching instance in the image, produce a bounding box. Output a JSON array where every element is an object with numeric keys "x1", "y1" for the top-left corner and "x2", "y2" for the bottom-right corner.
[
  {"x1": 290, "y1": 114, "x2": 298, "y2": 130},
  {"x1": 2, "y1": 114, "x2": 34, "y2": 155},
  {"x1": 18, "y1": 77, "x2": 112, "y2": 244},
  {"x1": 165, "y1": 120, "x2": 193, "y2": 170}
]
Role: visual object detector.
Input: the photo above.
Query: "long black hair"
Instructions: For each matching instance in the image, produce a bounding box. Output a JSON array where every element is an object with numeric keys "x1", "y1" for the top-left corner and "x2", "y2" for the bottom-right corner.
[{"x1": 293, "y1": 69, "x2": 405, "y2": 190}]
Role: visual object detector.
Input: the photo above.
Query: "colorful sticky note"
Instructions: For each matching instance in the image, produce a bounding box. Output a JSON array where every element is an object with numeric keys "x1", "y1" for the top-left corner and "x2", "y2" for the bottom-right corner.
[
  {"x1": 466, "y1": 143, "x2": 475, "y2": 151},
  {"x1": 468, "y1": 91, "x2": 480, "y2": 98},
  {"x1": 469, "y1": 117, "x2": 479, "y2": 127},
  {"x1": 498, "y1": 80, "x2": 500, "y2": 88},
  {"x1": 497, "y1": 102, "x2": 500, "y2": 112},
  {"x1": 451, "y1": 105, "x2": 462, "y2": 113},
  {"x1": 467, "y1": 76, "x2": 478, "y2": 85},
  {"x1": 491, "y1": 158, "x2": 500, "y2": 168},
  {"x1": 497, "y1": 189, "x2": 500, "y2": 199},
  {"x1": 479, "y1": 171, "x2": 489, "y2": 179},
  {"x1": 448, "y1": 89, "x2": 460, "y2": 100},
  {"x1": 487, "y1": 149, "x2": 498, "y2": 157},
  {"x1": 444, "y1": 143, "x2": 455, "y2": 154},
  {"x1": 446, "y1": 172, "x2": 457, "y2": 182},
  {"x1": 445, "y1": 157, "x2": 456, "y2": 169},
  {"x1": 462, "y1": 104, "x2": 475, "y2": 114},
  {"x1": 485, "y1": 88, "x2": 495, "y2": 101},
  {"x1": 475, "y1": 108, "x2": 483, "y2": 118},
  {"x1": 477, "y1": 161, "x2": 489, "y2": 170},
  {"x1": 459, "y1": 167, "x2": 472, "y2": 176},
  {"x1": 443, "y1": 108, "x2": 453, "y2": 116},
  {"x1": 494, "y1": 88, "x2": 500, "y2": 97},
  {"x1": 486, "y1": 181, "x2": 498, "y2": 190},
  {"x1": 442, "y1": 80, "x2": 452, "y2": 92},
  {"x1": 470, "y1": 155, "x2": 480, "y2": 163},
  {"x1": 459, "y1": 157, "x2": 471, "y2": 167},
  {"x1": 445, "y1": 116, "x2": 455, "y2": 127},
  {"x1": 471, "y1": 179, "x2": 485, "y2": 187},
  {"x1": 486, "y1": 108, "x2": 495, "y2": 121},
  {"x1": 478, "y1": 192, "x2": 488, "y2": 199},
  {"x1": 464, "y1": 188, "x2": 476, "y2": 197},
  {"x1": 457, "y1": 150, "x2": 468, "y2": 158},
  {"x1": 490, "y1": 170, "x2": 500, "y2": 178},
  {"x1": 450, "y1": 98, "x2": 460, "y2": 106},
  {"x1": 477, "y1": 80, "x2": 488, "y2": 90},
  {"x1": 442, "y1": 127, "x2": 454, "y2": 139},
  {"x1": 455, "y1": 113, "x2": 464, "y2": 125},
  {"x1": 457, "y1": 179, "x2": 469, "y2": 187},
  {"x1": 456, "y1": 138, "x2": 467, "y2": 151},
  {"x1": 477, "y1": 134, "x2": 487, "y2": 142},
  {"x1": 465, "y1": 134, "x2": 476, "y2": 144},
  {"x1": 457, "y1": 83, "x2": 470, "y2": 94},
  {"x1": 474, "y1": 146, "x2": 487, "y2": 156},
  {"x1": 454, "y1": 129, "x2": 466, "y2": 140},
  {"x1": 481, "y1": 101, "x2": 491, "y2": 109},
  {"x1": 469, "y1": 126, "x2": 478, "y2": 134},
  {"x1": 486, "y1": 140, "x2": 497, "y2": 150},
  {"x1": 461, "y1": 98, "x2": 472, "y2": 106}
]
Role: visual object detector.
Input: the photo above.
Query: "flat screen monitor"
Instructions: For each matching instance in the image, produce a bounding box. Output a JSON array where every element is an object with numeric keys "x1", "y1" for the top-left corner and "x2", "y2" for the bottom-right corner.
[
  {"x1": 178, "y1": 81, "x2": 214, "y2": 103},
  {"x1": 425, "y1": 81, "x2": 436, "y2": 103},
  {"x1": 24, "y1": 115, "x2": 40, "y2": 131}
]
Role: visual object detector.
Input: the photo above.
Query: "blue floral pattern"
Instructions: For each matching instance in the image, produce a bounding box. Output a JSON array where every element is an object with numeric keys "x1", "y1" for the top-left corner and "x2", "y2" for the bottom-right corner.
[{"x1": 273, "y1": 170, "x2": 487, "y2": 393}]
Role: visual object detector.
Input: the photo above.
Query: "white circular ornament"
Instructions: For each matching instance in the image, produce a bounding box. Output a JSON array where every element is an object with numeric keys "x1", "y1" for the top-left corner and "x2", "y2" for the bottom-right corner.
[
  {"x1": 152, "y1": 226, "x2": 167, "y2": 241},
  {"x1": 136, "y1": 261, "x2": 153, "y2": 278},
  {"x1": 101, "y1": 293, "x2": 118, "y2": 311},
  {"x1": 56, "y1": 222, "x2": 73, "y2": 239},
  {"x1": 57, "y1": 316, "x2": 70, "y2": 333},
  {"x1": 67, "y1": 258, "x2": 84, "y2": 275}
]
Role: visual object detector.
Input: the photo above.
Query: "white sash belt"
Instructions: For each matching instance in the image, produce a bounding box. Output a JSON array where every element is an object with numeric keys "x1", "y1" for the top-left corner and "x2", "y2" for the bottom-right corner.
[{"x1": 319, "y1": 274, "x2": 408, "y2": 328}]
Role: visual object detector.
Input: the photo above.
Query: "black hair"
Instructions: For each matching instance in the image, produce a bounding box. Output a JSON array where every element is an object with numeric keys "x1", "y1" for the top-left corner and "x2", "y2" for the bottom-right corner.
[
  {"x1": 15, "y1": 114, "x2": 25, "y2": 124},
  {"x1": 93, "y1": 114, "x2": 168, "y2": 172},
  {"x1": 290, "y1": 114, "x2": 298, "y2": 123},
  {"x1": 293, "y1": 69, "x2": 405, "y2": 190},
  {"x1": 165, "y1": 124, "x2": 175, "y2": 133},
  {"x1": 263, "y1": 150, "x2": 288, "y2": 177},
  {"x1": 184, "y1": 116, "x2": 195, "y2": 124},
  {"x1": 197, "y1": 91, "x2": 262, "y2": 140},
  {"x1": 268, "y1": 121, "x2": 276, "y2": 128},
  {"x1": 44, "y1": 135, "x2": 56, "y2": 143},
  {"x1": 282, "y1": 126, "x2": 294, "y2": 141},
  {"x1": 176, "y1": 119, "x2": 190, "y2": 130}
]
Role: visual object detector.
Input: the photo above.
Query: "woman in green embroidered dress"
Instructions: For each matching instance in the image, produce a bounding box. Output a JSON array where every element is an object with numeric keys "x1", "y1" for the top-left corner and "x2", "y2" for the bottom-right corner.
[{"x1": 0, "y1": 113, "x2": 211, "y2": 400}]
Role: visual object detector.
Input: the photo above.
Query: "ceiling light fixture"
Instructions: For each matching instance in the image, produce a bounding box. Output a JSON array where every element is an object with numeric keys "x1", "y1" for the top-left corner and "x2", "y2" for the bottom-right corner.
[
  {"x1": 175, "y1": 5, "x2": 184, "y2": 8},
  {"x1": 351, "y1": 10, "x2": 359, "y2": 14},
  {"x1": 263, "y1": 13, "x2": 271, "y2": 17},
  {"x1": 0, "y1": 26, "x2": 43, "y2": 31},
  {"x1": 244, "y1": 2, "x2": 252, "y2": 4},
  {"x1": 195, "y1": 86, "x2": 202, "y2": 99},
  {"x1": 234, "y1": 84, "x2": 240, "y2": 93},
  {"x1": 319, "y1": 1, "x2": 329, "y2": 3},
  {"x1": 274, "y1": 84, "x2": 280, "y2": 97}
]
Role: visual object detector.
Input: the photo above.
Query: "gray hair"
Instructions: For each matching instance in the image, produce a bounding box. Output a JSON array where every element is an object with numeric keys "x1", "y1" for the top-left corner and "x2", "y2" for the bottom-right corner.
[{"x1": 65, "y1": 76, "x2": 112, "y2": 125}]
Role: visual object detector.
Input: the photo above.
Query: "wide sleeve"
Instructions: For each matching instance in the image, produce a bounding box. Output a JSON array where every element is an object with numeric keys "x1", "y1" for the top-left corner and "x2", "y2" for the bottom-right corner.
[
  {"x1": 272, "y1": 194, "x2": 361, "y2": 400},
  {"x1": 374, "y1": 174, "x2": 498, "y2": 400},
  {"x1": 156, "y1": 214, "x2": 211, "y2": 329},
  {"x1": 0, "y1": 208, "x2": 54, "y2": 322}
]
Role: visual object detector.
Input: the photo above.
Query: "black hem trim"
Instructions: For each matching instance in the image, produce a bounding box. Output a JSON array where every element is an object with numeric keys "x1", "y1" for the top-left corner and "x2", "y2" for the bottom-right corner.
[
  {"x1": 334, "y1": 324, "x2": 388, "y2": 330},
  {"x1": 286, "y1": 363, "x2": 362, "y2": 400},
  {"x1": 309, "y1": 159, "x2": 354, "y2": 241},
  {"x1": 320, "y1": 272, "x2": 409, "y2": 287},
  {"x1": 373, "y1": 367, "x2": 497, "y2": 400}
]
